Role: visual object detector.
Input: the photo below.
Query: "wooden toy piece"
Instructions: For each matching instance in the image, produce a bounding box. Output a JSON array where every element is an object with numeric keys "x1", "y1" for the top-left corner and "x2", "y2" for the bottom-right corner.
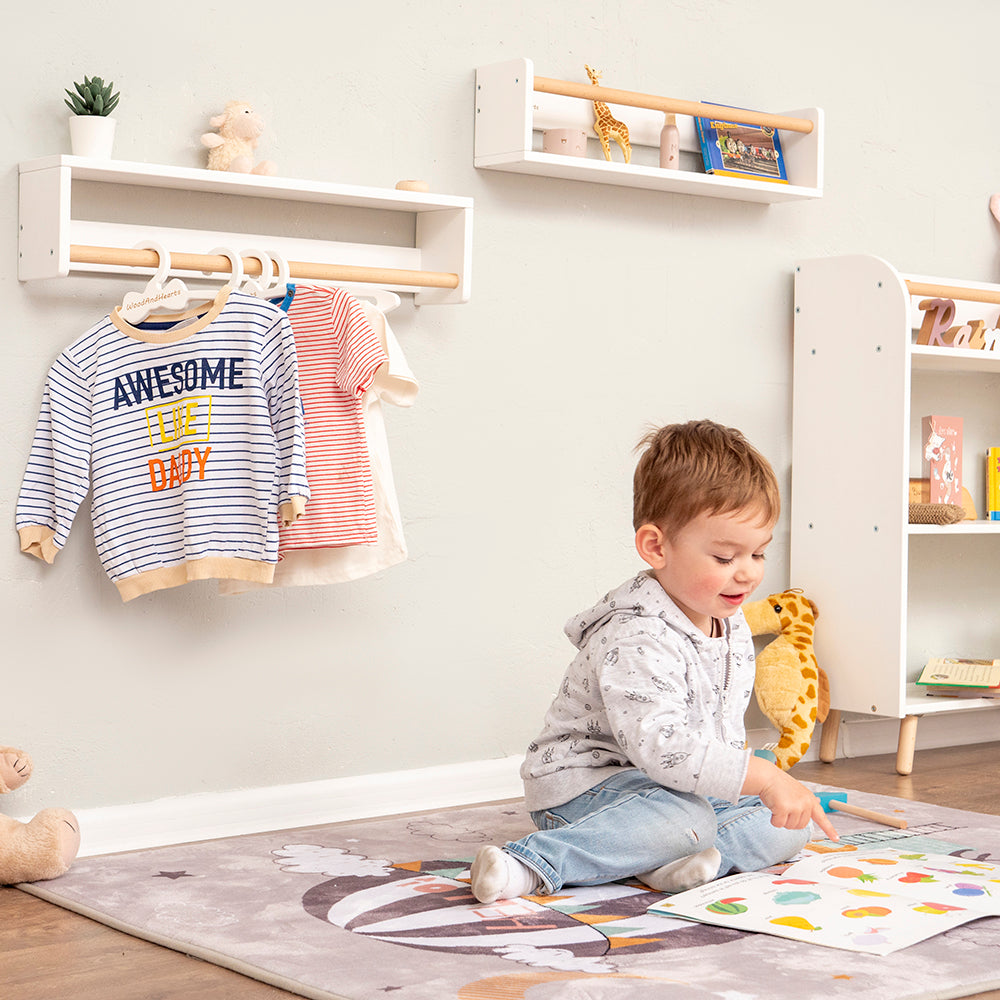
[
  {"x1": 584, "y1": 65, "x2": 631, "y2": 163},
  {"x1": 907, "y1": 478, "x2": 977, "y2": 520},
  {"x1": 916, "y1": 298, "x2": 1000, "y2": 351},
  {"x1": 814, "y1": 791, "x2": 908, "y2": 829},
  {"x1": 916, "y1": 298, "x2": 956, "y2": 345},
  {"x1": 395, "y1": 179, "x2": 430, "y2": 192}
]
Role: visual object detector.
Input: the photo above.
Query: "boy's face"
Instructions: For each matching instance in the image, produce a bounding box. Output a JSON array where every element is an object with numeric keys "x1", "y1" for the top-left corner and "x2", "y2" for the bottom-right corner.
[{"x1": 642, "y1": 508, "x2": 773, "y2": 635}]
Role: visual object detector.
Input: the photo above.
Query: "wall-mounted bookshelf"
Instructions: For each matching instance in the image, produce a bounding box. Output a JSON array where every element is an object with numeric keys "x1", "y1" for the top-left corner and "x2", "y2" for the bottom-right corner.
[
  {"x1": 18, "y1": 156, "x2": 473, "y2": 305},
  {"x1": 475, "y1": 58, "x2": 823, "y2": 204}
]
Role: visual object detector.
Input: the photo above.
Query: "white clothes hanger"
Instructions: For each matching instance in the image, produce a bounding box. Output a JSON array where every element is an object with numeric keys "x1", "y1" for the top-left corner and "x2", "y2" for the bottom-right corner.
[
  {"x1": 240, "y1": 249, "x2": 274, "y2": 297},
  {"x1": 118, "y1": 241, "x2": 201, "y2": 324},
  {"x1": 203, "y1": 247, "x2": 244, "y2": 291},
  {"x1": 266, "y1": 251, "x2": 291, "y2": 299},
  {"x1": 333, "y1": 282, "x2": 401, "y2": 314}
]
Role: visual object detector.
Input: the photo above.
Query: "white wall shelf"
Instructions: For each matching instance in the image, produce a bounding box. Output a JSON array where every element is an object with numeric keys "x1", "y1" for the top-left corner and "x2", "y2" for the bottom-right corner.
[
  {"x1": 18, "y1": 156, "x2": 473, "y2": 305},
  {"x1": 475, "y1": 58, "x2": 823, "y2": 204},
  {"x1": 791, "y1": 254, "x2": 1000, "y2": 775}
]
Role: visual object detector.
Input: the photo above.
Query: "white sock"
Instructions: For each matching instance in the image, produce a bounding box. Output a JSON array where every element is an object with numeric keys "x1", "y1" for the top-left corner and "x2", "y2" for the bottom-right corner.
[
  {"x1": 639, "y1": 846, "x2": 722, "y2": 893},
  {"x1": 471, "y1": 845, "x2": 540, "y2": 903}
]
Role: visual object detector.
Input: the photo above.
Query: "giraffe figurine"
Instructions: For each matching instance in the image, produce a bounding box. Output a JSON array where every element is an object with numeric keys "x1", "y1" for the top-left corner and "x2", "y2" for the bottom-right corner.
[
  {"x1": 584, "y1": 65, "x2": 631, "y2": 163},
  {"x1": 743, "y1": 589, "x2": 830, "y2": 770}
]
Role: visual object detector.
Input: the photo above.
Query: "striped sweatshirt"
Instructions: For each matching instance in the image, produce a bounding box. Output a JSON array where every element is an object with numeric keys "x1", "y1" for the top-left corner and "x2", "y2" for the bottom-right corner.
[{"x1": 16, "y1": 289, "x2": 310, "y2": 601}]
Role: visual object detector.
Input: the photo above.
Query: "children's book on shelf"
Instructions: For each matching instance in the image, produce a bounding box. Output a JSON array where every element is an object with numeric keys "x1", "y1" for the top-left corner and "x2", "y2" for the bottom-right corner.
[
  {"x1": 988, "y1": 446, "x2": 1000, "y2": 520},
  {"x1": 922, "y1": 415, "x2": 963, "y2": 505},
  {"x1": 694, "y1": 104, "x2": 788, "y2": 183},
  {"x1": 916, "y1": 657, "x2": 1000, "y2": 697},
  {"x1": 647, "y1": 847, "x2": 1000, "y2": 955}
]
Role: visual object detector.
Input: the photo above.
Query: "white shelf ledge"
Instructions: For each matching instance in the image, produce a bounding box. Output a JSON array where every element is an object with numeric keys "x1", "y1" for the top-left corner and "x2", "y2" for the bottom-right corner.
[
  {"x1": 905, "y1": 684, "x2": 1000, "y2": 714},
  {"x1": 910, "y1": 343, "x2": 1000, "y2": 374},
  {"x1": 908, "y1": 521, "x2": 1000, "y2": 535}
]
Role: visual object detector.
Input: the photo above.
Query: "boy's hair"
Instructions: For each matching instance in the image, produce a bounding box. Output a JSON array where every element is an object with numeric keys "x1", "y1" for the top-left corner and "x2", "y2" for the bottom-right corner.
[{"x1": 632, "y1": 420, "x2": 780, "y2": 533}]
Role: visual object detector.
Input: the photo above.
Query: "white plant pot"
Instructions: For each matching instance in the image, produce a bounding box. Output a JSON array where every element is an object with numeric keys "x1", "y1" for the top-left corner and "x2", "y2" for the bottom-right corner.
[{"x1": 69, "y1": 115, "x2": 117, "y2": 158}]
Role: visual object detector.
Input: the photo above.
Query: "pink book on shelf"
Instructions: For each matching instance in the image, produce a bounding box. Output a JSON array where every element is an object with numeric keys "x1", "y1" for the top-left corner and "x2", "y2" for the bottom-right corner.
[{"x1": 922, "y1": 415, "x2": 963, "y2": 505}]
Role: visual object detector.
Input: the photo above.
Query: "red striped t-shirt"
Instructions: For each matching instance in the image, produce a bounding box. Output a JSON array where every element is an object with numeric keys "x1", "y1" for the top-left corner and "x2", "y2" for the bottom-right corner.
[{"x1": 278, "y1": 284, "x2": 386, "y2": 550}]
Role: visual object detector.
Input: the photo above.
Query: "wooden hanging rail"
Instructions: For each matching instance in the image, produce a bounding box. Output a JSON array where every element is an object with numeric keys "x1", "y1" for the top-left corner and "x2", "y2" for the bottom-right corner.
[
  {"x1": 69, "y1": 244, "x2": 460, "y2": 291},
  {"x1": 532, "y1": 76, "x2": 814, "y2": 135},
  {"x1": 905, "y1": 279, "x2": 1000, "y2": 307}
]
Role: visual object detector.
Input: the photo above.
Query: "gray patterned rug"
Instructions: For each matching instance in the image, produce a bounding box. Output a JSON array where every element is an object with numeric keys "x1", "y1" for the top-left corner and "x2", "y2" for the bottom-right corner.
[{"x1": 17, "y1": 783, "x2": 1000, "y2": 1000}]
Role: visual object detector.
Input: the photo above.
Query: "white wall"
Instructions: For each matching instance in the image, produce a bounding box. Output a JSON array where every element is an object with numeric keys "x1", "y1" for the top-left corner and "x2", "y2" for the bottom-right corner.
[{"x1": 5, "y1": 0, "x2": 999, "y2": 820}]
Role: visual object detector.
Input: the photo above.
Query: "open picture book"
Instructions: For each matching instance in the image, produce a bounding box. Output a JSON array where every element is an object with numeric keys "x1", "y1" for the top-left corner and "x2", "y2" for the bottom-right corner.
[{"x1": 647, "y1": 848, "x2": 1000, "y2": 955}]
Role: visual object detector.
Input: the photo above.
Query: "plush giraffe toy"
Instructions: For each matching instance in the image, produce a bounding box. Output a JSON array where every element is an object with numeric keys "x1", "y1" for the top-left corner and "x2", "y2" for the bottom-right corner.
[
  {"x1": 584, "y1": 65, "x2": 631, "y2": 163},
  {"x1": 743, "y1": 589, "x2": 830, "y2": 770}
]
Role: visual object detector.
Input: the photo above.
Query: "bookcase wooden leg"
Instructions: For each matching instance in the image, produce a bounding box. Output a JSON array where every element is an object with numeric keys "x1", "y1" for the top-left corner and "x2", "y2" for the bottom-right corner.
[
  {"x1": 818, "y1": 709, "x2": 841, "y2": 762},
  {"x1": 896, "y1": 715, "x2": 919, "y2": 775}
]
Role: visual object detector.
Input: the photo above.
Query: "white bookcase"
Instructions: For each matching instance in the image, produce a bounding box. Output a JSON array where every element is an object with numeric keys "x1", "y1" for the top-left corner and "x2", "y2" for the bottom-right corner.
[
  {"x1": 791, "y1": 254, "x2": 1000, "y2": 774},
  {"x1": 475, "y1": 58, "x2": 823, "y2": 204}
]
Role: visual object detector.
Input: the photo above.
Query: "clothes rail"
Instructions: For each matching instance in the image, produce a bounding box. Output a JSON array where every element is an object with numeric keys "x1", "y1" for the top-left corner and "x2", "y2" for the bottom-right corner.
[
  {"x1": 905, "y1": 280, "x2": 1000, "y2": 307},
  {"x1": 531, "y1": 76, "x2": 814, "y2": 135},
  {"x1": 69, "y1": 244, "x2": 460, "y2": 291}
]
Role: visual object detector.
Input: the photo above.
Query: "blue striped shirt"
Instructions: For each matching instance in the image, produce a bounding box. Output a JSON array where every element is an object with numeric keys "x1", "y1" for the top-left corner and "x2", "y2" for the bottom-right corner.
[{"x1": 16, "y1": 290, "x2": 309, "y2": 600}]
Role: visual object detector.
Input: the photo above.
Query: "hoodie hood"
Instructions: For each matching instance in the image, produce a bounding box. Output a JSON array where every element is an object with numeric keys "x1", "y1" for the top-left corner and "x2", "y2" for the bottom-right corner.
[{"x1": 564, "y1": 570, "x2": 708, "y2": 650}]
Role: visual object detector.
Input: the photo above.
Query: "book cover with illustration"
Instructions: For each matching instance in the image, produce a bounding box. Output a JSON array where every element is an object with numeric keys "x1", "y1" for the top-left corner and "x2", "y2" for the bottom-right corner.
[
  {"x1": 922, "y1": 415, "x2": 963, "y2": 505},
  {"x1": 648, "y1": 848, "x2": 1000, "y2": 955},
  {"x1": 695, "y1": 105, "x2": 788, "y2": 183}
]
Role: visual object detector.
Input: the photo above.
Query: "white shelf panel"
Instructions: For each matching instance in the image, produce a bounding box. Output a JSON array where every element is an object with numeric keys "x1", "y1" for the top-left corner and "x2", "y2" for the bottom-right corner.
[
  {"x1": 475, "y1": 150, "x2": 820, "y2": 204},
  {"x1": 908, "y1": 521, "x2": 1000, "y2": 535},
  {"x1": 910, "y1": 344, "x2": 1000, "y2": 374},
  {"x1": 905, "y1": 685, "x2": 1000, "y2": 714},
  {"x1": 475, "y1": 58, "x2": 823, "y2": 204},
  {"x1": 19, "y1": 155, "x2": 472, "y2": 212}
]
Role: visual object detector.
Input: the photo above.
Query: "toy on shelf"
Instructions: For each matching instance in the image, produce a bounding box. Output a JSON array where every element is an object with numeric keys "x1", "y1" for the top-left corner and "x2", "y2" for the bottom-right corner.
[
  {"x1": 0, "y1": 746, "x2": 79, "y2": 884},
  {"x1": 908, "y1": 477, "x2": 976, "y2": 520},
  {"x1": 743, "y1": 589, "x2": 830, "y2": 770},
  {"x1": 584, "y1": 65, "x2": 631, "y2": 163},
  {"x1": 200, "y1": 100, "x2": 276, "y2": 176}
]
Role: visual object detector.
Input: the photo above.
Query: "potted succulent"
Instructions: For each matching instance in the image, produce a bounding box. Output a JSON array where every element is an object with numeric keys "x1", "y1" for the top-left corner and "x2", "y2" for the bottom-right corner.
[{"x1": 64, "y1": 75, "x2": 120, "y2": 158}]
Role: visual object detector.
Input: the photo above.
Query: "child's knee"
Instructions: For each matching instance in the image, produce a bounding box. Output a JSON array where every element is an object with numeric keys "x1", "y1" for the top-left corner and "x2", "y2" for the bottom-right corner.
[{"x1": 768, "y1": 822, "x2": 812, "y2": 865}]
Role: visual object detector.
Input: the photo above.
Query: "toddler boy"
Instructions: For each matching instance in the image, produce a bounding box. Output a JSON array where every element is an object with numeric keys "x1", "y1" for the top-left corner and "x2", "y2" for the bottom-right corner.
[{"x1": 471, "y1": 419, "x2": 838, "y2": 903}]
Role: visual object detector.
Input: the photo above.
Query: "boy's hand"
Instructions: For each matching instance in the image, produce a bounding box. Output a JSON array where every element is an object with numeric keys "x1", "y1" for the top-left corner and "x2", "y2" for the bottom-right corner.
[{"x1": 743, "y1": 755, "x2": 839, "y2": 842}]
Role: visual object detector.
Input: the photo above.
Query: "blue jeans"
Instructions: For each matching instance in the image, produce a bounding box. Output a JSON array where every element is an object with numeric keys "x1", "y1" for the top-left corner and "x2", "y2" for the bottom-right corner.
[{"x1": 506, "y1": 769, "x2": 811, "y2": 894}]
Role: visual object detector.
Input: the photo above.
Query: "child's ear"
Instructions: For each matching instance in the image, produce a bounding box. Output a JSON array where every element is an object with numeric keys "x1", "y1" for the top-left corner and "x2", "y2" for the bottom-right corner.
[{"x1": 635, "y1": 523, "x2": 668, "y2": 569}]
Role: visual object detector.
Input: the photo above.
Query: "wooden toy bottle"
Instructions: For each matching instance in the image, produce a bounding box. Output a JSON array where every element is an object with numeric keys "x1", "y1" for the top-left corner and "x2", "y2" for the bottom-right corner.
[{"x1": 659, "y1": 113, "x2": 680, "y2": 169}]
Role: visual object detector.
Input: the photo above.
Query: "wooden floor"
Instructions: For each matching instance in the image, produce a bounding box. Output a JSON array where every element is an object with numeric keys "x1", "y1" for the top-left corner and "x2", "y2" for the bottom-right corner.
[{"x1": 3, "y1": 742, "x2": 1000, "y2": 1000}]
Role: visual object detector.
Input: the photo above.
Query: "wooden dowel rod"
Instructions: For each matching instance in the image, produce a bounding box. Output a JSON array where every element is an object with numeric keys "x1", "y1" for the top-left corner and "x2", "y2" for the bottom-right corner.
[
  {"x1": 69, "y1": 244, "x2": 459, "y2": 290},
  {"x1": 532, "y1": 76, "x2": 814, "y2": 135},
  {"x1": 828, "y1": 800, "x2": 908, "y2": 830},
  {"x1": 906, "y1": 280, "x2": 1000, "y2": 307}
]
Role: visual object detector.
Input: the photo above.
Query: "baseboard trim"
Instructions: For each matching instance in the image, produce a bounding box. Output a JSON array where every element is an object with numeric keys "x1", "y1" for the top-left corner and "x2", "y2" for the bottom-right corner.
[
  {"x1": 69, "y1": 755, "x2": 525, "y2": 858},
  {"x1": 52, "y1": 714, "x2": 998, "y2": 858}
]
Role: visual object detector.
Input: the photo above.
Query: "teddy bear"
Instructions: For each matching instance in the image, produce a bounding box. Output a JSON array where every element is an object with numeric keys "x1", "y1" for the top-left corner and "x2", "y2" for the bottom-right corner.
[
  {"x1": 200, "y1": 100, "x2": 277, "y2": 175},
  {"x1": 0, "y1": 746, "x2": 80, "y2": 884}
]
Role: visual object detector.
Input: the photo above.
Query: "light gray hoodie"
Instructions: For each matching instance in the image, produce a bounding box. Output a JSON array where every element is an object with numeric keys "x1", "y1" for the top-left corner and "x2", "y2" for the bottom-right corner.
[{"x1": 521, "y1": 570, "x2": 754, "y2": 812}]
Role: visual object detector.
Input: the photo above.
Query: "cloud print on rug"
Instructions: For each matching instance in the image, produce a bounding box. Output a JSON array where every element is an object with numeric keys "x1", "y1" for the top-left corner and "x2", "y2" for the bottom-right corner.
[{"x1": 271, "y1": 845, "x2": 394, "y2": 878}]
